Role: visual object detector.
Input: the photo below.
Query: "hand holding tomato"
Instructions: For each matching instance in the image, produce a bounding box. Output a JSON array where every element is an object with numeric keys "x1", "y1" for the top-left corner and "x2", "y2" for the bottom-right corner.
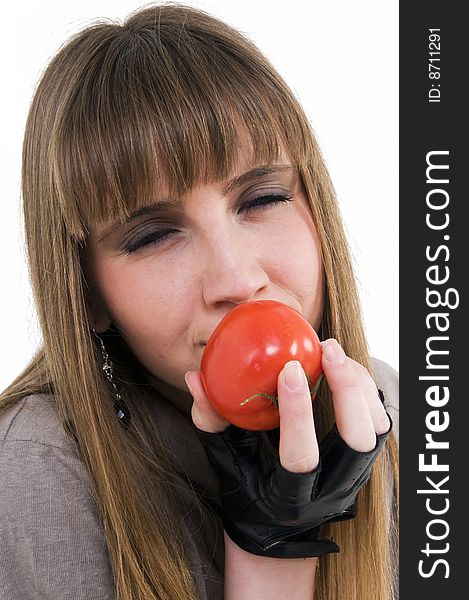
[
  {"x1": 186, "y1": 299, "x2": 391, "y2": 463},
  {"x1": 186, "y1": 322, "x2": 392, "y2": 558}
]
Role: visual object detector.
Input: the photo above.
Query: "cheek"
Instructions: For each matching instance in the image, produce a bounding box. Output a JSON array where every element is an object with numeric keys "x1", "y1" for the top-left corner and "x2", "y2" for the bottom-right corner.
[
  {"x1": 302, "y1": 240, "x2": 325, "y2": 330},
  {"x1": 92, "y1": 257, "x2": 193, "y2": 346},
  {"x1": 92, "y1": 258, "x2": 200, "y2": 385},
  {"x1": 267, "y1": 207, "x2": 324, "y2": 328}
]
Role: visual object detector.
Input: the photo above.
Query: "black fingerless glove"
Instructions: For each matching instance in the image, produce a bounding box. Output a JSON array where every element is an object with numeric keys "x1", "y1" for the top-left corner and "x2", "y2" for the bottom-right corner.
[{"x1": 197, "y1": 401, "x2": 392, "y2": 559}]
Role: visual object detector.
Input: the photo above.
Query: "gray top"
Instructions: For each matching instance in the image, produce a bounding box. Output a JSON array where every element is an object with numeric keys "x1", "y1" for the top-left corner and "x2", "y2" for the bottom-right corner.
[{"x1": 0, "y1": 358, "x2": 398, "y2": 599}]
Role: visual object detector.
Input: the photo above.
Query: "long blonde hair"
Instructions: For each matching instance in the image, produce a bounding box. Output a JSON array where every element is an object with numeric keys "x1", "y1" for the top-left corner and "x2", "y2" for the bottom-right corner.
[{"x1": 1, "y1": 3, "x2": 398, "y2": 598}]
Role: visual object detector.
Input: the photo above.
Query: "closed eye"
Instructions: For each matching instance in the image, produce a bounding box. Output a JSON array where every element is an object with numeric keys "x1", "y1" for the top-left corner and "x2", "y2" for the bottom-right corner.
[
  {"x1": 123, "y1": 229, "x2": 179, "y2": 254},
  {"x1": 239, "y1": 194, "x2": 294, "y2": 214}
]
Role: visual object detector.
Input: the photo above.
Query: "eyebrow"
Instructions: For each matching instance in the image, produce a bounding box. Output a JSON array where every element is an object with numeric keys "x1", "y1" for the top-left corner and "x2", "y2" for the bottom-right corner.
[
  {"x1": 97, "y1": 164, "x2": 294, "y2": 243},
  {"x1": 222, "y1": 164, "x2": 293, "y2": 195},
  {"x1": 97, "y1": 199, "x2": 183, "y2": 243}
]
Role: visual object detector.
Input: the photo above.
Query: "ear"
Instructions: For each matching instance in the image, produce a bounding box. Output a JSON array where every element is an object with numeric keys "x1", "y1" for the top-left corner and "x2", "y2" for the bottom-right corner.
[
  {"x1": 85, "y1": 288, "x2": 112, "y2": 333},
  {"x1": 80, "y1": 239, "x2": 113, "y2": 333}
]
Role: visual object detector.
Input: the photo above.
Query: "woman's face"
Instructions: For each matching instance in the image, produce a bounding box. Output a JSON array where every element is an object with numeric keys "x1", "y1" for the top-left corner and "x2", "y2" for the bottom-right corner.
[{"x1": 84, "y1": 154, "x2": 324, "y2": 391}]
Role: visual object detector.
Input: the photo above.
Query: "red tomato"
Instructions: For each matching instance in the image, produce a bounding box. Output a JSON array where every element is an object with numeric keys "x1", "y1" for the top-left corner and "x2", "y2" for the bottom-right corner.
[{"x1": 200, "y1": 300, "x2": 323, "y2": 431}]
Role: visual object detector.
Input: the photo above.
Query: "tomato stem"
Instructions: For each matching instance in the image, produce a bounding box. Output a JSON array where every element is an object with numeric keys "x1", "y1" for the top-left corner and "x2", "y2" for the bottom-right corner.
[
  {"x1": 308, "y1": 372, "x2": 324, "y2": 396},
  {"x1": 239, "y1": 392, "x2": 278, "y2": 407},
  {"x1": 239, "y1": 372, "x2": 324, "y2": 409}
]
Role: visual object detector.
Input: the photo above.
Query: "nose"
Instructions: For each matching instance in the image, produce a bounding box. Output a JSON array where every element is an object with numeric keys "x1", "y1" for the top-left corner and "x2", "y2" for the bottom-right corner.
[{"x1": 201, "y1": 231, "x2": 269, "y2": 307}]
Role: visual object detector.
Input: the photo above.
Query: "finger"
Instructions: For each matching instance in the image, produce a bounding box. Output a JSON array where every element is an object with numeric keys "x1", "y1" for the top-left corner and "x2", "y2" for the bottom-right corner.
[
  {"x1": 350, "y1": 359, "x2": 391, "y2": 435},
  {"x1": 185, "y1": 371, "x2": 230, "y2": 433},
  {"x1": 277, "y1": 360, "x2": 319, "y2": 473},
  {"x1": 318, "y1": 425, "x2": 389, "y2": 499},
  {"x1": 320, "y1": 339, "x2": 376, "y2": 452}
]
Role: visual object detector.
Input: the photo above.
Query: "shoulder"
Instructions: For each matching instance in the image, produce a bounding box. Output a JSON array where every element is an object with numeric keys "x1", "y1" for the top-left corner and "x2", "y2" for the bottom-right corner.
[
  {"x1": 370, "y1": 357, "x2": 399, "y2": 438},
  {"x1": 0, "y1": 394, "x2": 88, "y2": 498},
  {"x1": 0, "y1": 393, "x2": 75, "y2": 451},
  {"x1": 0, "y1": 396, "x2": 115, "y2": 598}
]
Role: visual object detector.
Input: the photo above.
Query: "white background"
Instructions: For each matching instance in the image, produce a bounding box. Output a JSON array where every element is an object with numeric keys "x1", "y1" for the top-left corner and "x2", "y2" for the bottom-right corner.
[{"x1": 0, "y1": 0, "x2": 398, "y2": 392}]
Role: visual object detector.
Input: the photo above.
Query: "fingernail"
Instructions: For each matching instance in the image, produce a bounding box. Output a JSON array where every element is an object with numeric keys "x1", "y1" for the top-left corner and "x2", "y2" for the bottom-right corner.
[
  {"x1": 283, "y1": 360, "x2": 306, "y2": 392},
  {"x1": 321, "y1": 339, "x2": 346, "y2": 365},
  {"x1": 184, "y1": 371, "x2": 194, "y2": 395}
]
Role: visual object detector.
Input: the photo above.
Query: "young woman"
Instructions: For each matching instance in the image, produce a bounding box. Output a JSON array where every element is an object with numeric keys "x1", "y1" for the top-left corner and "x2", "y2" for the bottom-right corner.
[{"x1": 0, "y1": 3, "x2": 398, "y2": 599}]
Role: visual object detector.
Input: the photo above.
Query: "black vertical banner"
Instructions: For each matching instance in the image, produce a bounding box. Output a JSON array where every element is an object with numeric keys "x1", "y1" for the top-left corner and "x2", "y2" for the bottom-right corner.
[{"x1": 400, "y1": 2, "x2": 467, "y2": 598}]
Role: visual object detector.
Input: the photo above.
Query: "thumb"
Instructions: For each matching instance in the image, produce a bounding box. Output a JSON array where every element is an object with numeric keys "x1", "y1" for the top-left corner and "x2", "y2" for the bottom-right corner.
[{"x1": 185, "y1": 371, "x2": 230, "y2": 433}]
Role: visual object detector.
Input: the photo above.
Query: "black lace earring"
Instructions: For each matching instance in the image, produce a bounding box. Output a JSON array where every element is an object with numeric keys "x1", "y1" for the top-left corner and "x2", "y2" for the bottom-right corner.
[{"x1": 93, "y1": 329, "x2": 131, "y2": 429}]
